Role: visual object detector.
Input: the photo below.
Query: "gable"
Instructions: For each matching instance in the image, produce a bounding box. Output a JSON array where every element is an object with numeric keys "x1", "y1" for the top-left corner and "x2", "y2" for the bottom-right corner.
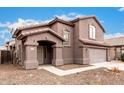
[
  {"x1": 79, "y1": 18, "x2": 104, "y2": 33},
  {"x1": 27, "y1": 32, "x2": 63, "y2": 44},
  {"x1": 17, "y1": 28, "x2": 65, "y2": 41},
  {"x1": 81, "y1": 17, "x2": 105, "y2": 33},
  {"x1": 78, "y1": 17, "x2": 104, "y2": 42},
  {"x1": 91, "y1": 17, "x2": 105, "y2": 33},
  {"x1": 71, "y1": 16, "x2": 105, "y2": 33}
]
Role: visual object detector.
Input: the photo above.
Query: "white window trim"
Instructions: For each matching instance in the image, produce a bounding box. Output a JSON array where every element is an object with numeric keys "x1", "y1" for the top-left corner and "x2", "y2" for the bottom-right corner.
[
  {"x1": 89, "y1": 25, "x2": 96, "y2": 39},
  {"x1": 63, "y1": 30, "x2": 70, "y2": 46}
]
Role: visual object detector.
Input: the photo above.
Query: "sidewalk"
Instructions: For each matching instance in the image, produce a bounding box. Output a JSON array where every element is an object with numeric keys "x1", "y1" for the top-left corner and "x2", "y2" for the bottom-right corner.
[{"x1": 38, "y1": 62, "x2": 124, "y2": 76}]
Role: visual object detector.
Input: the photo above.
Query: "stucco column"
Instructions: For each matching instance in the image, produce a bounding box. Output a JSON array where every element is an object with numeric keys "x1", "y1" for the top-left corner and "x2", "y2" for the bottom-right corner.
[
  {"x1": 107, "y1": 48, "x2": 111, "y2": 61},
  {"x1": 24, "y1": 42, "x2": 38, "y2": 69},
  {"x1": 52, "y1": 45, "x2": 64, "y2": 66},
  {"x1": 82, "y1": 47, "x2": 90, "y2": 64}
]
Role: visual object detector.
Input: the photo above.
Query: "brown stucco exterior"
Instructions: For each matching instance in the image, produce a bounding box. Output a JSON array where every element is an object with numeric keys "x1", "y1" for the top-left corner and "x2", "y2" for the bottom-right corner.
[
  {"x1": 12, "y1": 16, "x2": 110, "y2": 69},
  {"x1": 105, "y1": 37, "x2": 124, "y2": 60}
]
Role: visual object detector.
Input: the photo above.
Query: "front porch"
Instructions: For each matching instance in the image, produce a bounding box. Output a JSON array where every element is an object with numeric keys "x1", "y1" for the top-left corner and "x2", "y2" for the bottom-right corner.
[
  {"x1": 23, "y1": 40, "x2": 64, "y2": 69},
  {"x1": 21, "y1": 28, "x2": 65, "y2": 69}
]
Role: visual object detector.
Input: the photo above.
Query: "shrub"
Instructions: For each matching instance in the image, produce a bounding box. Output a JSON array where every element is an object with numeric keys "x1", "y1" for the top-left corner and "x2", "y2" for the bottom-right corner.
[
  {"x1": 111, "y1": 67, "x2": 120, "y2": 73},
  {"x1": 121, "y1": 53, "x2": 124, "y2": 62}
]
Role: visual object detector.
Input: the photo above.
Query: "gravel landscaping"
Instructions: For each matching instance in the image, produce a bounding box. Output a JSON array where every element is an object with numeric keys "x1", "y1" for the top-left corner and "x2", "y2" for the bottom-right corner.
[{"x1": 0, "y1": 64, "x2": 124, "y2": 85}]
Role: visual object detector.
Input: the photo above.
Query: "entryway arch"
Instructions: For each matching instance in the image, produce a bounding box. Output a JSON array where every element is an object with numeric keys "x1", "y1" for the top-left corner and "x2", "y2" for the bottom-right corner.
[
  {"x1": 23, "y1": 29, "x2": 64, "y2": 69},
  {"x1": 37, "y1": 40, "x2": 56, "y2": 65}
]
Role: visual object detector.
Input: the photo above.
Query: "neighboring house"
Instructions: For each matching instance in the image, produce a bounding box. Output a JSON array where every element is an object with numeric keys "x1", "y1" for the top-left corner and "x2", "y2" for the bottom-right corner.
[
  {"x1": 0, "y1": 45, "x2": 8, "y2": 64},
  {"x1": 6, "y1": 40, "x2": 16, "y2": 64},
  {"x1": 12, "y1": 16, "x2": 110, "y2": 69},
  {"x1": 0, "y1": 40, "x2": 16, "y2": 64},
  {"x1": 0, "y1": 42, "x2": 13, "y2": 64},
  {"x1": 105, "y1": 37, "x2": 124, "y2": 60}
]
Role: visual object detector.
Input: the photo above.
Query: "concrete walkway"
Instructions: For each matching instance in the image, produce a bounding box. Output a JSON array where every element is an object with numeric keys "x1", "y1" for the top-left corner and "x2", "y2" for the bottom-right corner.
[{"x1": 38, "y1": 62, "x2": 124, "y2": 76}]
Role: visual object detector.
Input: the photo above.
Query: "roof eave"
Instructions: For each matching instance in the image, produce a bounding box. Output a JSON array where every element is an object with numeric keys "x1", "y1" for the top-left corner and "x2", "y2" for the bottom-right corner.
[
  {"x1": 18, "y1": 23, "x2": 49, "y2": 31},
  {"x1": 79, "y1": 39, "x2": 110, "y2": 47},
  {"x1": 17, "y1": 28, "x2": 65, "y2": 41},
  {"x1": 49, "y1": 18, "x2": 74, "y2": 26}
]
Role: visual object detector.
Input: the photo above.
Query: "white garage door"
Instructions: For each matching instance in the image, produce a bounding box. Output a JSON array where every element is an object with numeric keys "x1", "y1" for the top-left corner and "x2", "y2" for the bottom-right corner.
[{"x1": 89, "y1": 48, "x2": 106, "y2": 63}]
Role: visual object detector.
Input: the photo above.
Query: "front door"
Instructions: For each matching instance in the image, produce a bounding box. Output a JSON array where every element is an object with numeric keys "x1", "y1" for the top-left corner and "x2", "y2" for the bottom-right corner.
[
  {"x1": 43, "y1": 46, "x2": 52, "y2": 64},
  {"x1": 37, "y1": 46, "x2": 44, "y2": 65},
  {"x1": 37, "y1": 45, "x2": 52, "y2": 65}
]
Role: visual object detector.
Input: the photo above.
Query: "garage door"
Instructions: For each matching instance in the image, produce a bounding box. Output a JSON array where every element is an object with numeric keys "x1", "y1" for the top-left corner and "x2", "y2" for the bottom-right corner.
[{"x1": 89, "y1": 48, "x2": 106, "y2": 63}]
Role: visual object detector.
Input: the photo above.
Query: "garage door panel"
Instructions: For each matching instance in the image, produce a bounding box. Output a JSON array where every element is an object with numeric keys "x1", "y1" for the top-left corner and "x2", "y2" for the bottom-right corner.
[{"x1": 89, "y1": 48, "x2": 106, "y2": 63}]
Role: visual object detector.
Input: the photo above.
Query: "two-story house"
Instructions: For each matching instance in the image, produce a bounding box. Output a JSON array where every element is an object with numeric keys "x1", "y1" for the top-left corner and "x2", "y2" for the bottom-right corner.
[{"x1": 12, "y1": 16, "x2": 110, "y2": 69}]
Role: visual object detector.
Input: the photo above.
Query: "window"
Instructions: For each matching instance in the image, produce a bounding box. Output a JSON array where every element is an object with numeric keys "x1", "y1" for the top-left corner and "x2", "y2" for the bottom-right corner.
[
  {"x1": 89, "y1": 25, "x2": 96, "y2": 39},
  {"x1": 63, "y1": 30, "x2": 70, "y2": 45}
]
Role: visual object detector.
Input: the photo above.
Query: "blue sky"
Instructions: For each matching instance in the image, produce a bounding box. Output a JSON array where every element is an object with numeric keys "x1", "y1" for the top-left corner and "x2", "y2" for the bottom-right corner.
[{"x1": 0, "y1": 7, "x2": 124, "y2": 46}]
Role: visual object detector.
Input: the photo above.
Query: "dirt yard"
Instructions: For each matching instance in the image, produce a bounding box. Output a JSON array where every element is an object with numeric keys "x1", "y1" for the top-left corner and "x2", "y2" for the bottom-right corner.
[
  {"x1": 0, "y1": 64, "x2": 124, "y2": 85},
  {"x1": 57, "y1": 64, "x2": 92, "y2": 70}
]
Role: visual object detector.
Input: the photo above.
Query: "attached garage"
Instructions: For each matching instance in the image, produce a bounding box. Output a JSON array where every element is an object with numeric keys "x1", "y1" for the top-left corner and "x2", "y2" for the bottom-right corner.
[{"x1": 89, "y1": 48, "x2": 106, "y2": 63}]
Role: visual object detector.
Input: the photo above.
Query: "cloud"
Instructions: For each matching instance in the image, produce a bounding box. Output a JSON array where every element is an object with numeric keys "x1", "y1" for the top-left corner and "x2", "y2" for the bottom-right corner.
[
  {"x1": 0, "y1": 46, "x2": 7, "y2": 50},
  {"x1": 0, "y1": 12, "x2": 102, "y2": 33},
  {"x1": 118, "y1": 7, "x2": 124, "y2": 12},
  {"x1": 8, "y1": 18, "x2": 54, "y2": 33},
  {"x1": 0, "y1": 18, "x2": 53, "y2": 45},
  {"x1": 55, "y1": 14, "x2": 73, "y2": 20},
  {"x1": 0, "y1": 12, "x2": 85, "y2": 34},
  {"x1": 68, "y1": 12, "x2": 77, "y2": 16},
  {"x1": 54, "y1": 12, "x2": 85, "y2": 20},
  {"x1": 0, "y1": 12, "x2": 87, "y2": 33},
  {"x1": 55, "y1": 13, "x2": 105, "y2": 24},
  {"x1": 0, "y1": 29, "x2": 11, "y2": 43},
  {"x1": 104, "y1": 33, "x2": 124, "y2": 39},
  {"x1": 0, "y1": 22, "x2": 11, "y2": 28},
  {"x1": 8, "y1": 18, "x2": 42, "y2": 33},
  {"x1": 0, "y1": 18, "x2": 42, "y2": 32}
]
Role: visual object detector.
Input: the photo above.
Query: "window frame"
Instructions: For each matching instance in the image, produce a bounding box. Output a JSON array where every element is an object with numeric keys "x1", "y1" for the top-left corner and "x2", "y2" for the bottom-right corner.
[
  {"x1": 89, "y1": 25, "x2": 96, "y2": 40},
  {"x1": 63, "y1": 29, "x2": 70, "y2": 46}
]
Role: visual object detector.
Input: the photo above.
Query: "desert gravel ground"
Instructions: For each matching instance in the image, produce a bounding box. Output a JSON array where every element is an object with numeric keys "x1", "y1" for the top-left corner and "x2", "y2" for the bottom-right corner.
[{"x1": 0, "y1": 64, "x2": 124, "y2": 85}]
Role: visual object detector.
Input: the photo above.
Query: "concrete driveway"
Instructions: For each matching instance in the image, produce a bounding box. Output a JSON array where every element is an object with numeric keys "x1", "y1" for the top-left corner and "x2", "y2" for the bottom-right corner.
[
  {"x1": 38, "y1": 61, "x2": 124, "y2": 76},
  {"x1": 91, "y1": 61, "x2": 124, "y2": 70}
]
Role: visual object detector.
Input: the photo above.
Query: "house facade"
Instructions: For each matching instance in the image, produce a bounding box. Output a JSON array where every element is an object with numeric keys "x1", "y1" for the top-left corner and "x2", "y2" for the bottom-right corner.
[
  {"x1": 12, "y1": 16, "x2": 110, "y2": 69},
  {"x1": 105, "y1": 37, "x2": 124, "y2": 60}
]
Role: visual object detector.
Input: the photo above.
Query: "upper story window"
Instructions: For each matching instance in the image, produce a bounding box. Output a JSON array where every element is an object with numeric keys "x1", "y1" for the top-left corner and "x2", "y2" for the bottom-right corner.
[
  {"x1": 63, "y1": 29, "x2": 70, "y2": 45},
  {"x1": 89, "y1": 25, "x2": 96, "y2": 39}
]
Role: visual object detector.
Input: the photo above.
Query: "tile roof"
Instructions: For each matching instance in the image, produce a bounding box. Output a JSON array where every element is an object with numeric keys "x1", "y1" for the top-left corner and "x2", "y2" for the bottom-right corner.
[
  {"x1": 13, "y1": 16, "x2": 105, "y2": 36},
  {"x1": 16, "y1": 17, "x2": 74, "y2": 31},
  {"x1": 105, "y1": 36, "x2": 124, "y2": 46},
  {"x1": 79, "y1": 38, "x2": 109, "y2": 47},
  {"x1": 17, "y1": 28, "x2": 65, "y2": 41}
]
